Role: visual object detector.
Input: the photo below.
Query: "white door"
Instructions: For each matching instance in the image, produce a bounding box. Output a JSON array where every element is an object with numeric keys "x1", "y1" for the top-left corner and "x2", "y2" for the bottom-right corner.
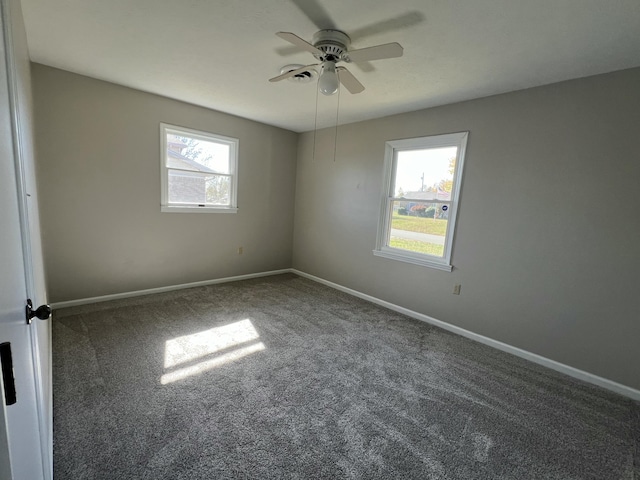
[{"x1": 0, "y1": 0, "x2": 50, "y2": 477}]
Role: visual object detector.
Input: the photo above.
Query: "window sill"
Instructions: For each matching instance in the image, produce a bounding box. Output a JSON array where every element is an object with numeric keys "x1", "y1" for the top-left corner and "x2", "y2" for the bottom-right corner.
[
  {"x1": 161, "y1": 206, "x2": 238, "y2": 214},
  {"x1": 373, "y1": 248, "x2": 453, "y2": 272}
]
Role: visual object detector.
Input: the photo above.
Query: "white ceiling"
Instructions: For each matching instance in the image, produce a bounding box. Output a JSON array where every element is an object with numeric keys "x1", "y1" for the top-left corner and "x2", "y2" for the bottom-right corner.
[{"x1": 21, "y1": 0, "x2": 640, "y2": 133}]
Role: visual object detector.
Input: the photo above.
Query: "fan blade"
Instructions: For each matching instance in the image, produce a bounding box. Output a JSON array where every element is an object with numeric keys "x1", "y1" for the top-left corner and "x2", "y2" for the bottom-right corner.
[
  {"x1": 348, "y1": 12, "x2": 424, "y2": 42},
  {"x1": 269, "y1": 64, "x2": 319, "y2": 83},
  {"x1": 346, "y1": 43, "x2": 403, "y2": 63},
  {"x1": 291, "y1": 0, "x2": 337, "y2": 30},
  {"x1": 337, "y1": 67, "x2": 365, "y2": 94},
  {"x1": 275, "y1": 32, "x2": 322, "y2": 55}
]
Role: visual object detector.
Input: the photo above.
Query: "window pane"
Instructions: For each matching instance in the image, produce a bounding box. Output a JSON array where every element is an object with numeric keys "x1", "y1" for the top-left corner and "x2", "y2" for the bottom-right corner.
[
  {"x1": 205, "y1": 175, "x2": 231, "y2": 205},
  {"x1": 166, "y1": 133, "x2": 230, "y2": 174},
  {"x1": 389, "y1": 200, "x2": 449, "y2": 257},
  {"x1": 394, "y1": 147, "x2": 457, "y2": 201},
  {"x1": 168, "y1": 171, "x2": 230, "y2": 205}
]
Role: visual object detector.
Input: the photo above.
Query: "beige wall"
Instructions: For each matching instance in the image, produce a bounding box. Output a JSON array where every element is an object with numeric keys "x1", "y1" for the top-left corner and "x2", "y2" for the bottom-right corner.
[
  {"x1": 293, "y1": 67, "x2": 640, "y2": 390},
  {"x1": 32, "y1": 64, "x2": 298, "y2": 302}
]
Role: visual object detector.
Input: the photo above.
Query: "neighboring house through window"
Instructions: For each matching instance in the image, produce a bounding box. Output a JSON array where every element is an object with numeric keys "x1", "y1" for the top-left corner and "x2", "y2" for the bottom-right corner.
[
  {"x1": 160, "y1": 123, "x2": 238, "y2": 213},
  {"x1": 374, "y1": 132, "x2": 468, "y2": 271}
]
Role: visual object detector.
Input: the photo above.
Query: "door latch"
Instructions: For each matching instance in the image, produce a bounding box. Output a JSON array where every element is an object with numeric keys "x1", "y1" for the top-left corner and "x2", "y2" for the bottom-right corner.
[{"x1": 26, "y1": 299, "x2": 51, "y2": 324}]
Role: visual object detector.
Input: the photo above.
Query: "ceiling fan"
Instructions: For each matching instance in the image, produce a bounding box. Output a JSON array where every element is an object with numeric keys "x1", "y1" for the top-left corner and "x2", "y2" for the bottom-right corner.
[{"x1": 269, "y1": 29, "x2": 403, "y2": 96}]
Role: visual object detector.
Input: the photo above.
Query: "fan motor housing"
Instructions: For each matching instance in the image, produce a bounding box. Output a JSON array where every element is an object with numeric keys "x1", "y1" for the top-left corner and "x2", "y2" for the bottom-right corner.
[{"x1": 312, "y1": 29, "x2": 350, "y2": 62}]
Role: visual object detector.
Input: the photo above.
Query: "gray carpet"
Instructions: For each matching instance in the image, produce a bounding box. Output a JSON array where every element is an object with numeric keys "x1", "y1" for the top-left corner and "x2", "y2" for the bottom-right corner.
[{"x1": 53, "y1": 273, "x2": 639, "y2": 479}]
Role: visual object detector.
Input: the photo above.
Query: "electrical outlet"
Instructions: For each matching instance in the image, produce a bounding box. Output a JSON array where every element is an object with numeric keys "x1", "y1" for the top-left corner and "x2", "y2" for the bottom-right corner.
[
  {"x1": 237, "y1": 247, "x2": 243, "y2": 255},
  {"x1": 453, "y1": 284, "x2": 461, "y2": 295}
]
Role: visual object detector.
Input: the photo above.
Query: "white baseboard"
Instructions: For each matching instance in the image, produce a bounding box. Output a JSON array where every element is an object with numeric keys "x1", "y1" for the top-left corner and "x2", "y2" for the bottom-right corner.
[
  {"x1": 50, "y1": 269, "x2": 291, "y2": 309},
  {"x1": 291, "y1": 269, "x2": 640, "y2": 401}
]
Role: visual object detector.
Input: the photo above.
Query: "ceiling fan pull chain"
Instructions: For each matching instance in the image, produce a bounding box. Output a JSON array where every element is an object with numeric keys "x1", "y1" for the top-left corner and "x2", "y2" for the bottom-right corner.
[
  {"x1": 313, "y1": 81, "x2": 319, "y2": 162},
  {"x1": 333, "y1": 86, "x2": 340, "y2": 162}
]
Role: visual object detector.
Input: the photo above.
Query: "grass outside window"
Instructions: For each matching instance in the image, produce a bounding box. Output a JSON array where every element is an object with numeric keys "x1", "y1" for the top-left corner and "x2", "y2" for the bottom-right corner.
[
  {"x1": 391, "y1": 215, "x2": 447, "y2": 236},
  {"x1": 388, "y1": 238, "x2": 444, "y2": 256}
]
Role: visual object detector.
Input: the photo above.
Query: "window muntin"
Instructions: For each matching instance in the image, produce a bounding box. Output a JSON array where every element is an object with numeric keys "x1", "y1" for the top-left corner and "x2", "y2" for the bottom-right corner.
[
  {"x1": 375, "y1": 132, "x2": 468, "y2": 271},
  {"x1": 160, "y1": 124, "x2": 238, "y2": 212}
]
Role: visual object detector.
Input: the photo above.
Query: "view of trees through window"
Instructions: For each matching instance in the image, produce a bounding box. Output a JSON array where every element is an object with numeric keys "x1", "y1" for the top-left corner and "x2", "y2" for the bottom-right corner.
[{"x1": 166, "y1": 134, "x2": 231, "y2": 205}]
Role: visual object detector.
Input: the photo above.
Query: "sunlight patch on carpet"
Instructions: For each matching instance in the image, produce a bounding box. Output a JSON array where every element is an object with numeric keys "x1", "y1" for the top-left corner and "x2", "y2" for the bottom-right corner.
[
  {"x1": 164, "y1": 319, "x2": 260, "y2": 368},
  {"x1": 161, "y1": 319, "x2": 264, "y2": 384}
]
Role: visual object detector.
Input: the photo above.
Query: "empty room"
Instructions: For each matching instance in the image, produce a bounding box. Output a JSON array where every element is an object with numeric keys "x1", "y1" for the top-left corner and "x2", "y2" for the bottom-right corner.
[{"x1": 0, "y1": 0, "x2": 639, "y2": 478}]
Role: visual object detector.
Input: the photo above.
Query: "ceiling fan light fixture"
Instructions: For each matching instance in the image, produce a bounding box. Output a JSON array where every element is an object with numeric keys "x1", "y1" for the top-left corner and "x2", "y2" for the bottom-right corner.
[{"x1": 318, "y1": 61, "x2": 339, "y2": 96}]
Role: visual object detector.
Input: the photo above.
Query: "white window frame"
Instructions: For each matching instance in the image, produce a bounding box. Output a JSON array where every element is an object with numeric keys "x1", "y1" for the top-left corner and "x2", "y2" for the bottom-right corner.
[
  {"x1": 374, "y1": 131, "x2": 469, "y2": 272},
  {"x1": 160, "y1": 123, "x2": 239, "y2": 213}
]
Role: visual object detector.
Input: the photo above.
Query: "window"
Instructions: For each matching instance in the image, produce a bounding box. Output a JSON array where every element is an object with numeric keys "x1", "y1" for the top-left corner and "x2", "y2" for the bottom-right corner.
[
  {"x1": 374, "y1": 132, "x2": 468, "y2": 271},
  {"x1": 160, "y1": 123, "x2": 238, "y2": 213}
]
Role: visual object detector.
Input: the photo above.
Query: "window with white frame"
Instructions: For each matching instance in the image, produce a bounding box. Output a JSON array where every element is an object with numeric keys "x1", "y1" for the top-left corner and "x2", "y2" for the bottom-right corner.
[
  {"x1": 160, "y1": 123, "x2": 238, "y2": 213},
  {"x1": 374, "y1": 132, "x2": 468, "y2": 271}
]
